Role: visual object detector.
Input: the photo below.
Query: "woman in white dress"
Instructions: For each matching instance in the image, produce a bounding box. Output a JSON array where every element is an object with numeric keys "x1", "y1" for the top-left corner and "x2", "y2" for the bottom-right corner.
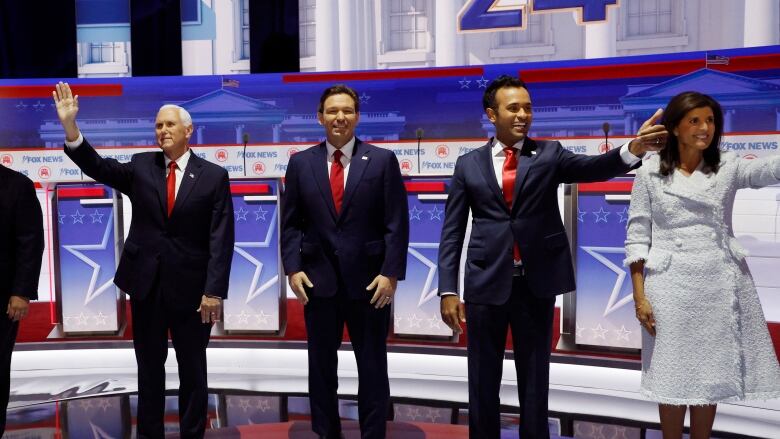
[{"x1": 625, "y1": 91, "x2": 780, "y2": 439}]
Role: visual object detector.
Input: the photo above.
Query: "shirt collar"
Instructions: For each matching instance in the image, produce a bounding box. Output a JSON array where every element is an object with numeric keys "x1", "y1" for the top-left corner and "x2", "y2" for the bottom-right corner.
[
  {"x1": 164, "y1": 148, "x2": 191, "y2": 171},
  {"x1": 326, "y1": 137, "x2": 356, "y2": 160},
  {"x1": 492, "y1": 138, "x2": 524, "y2": 157}
]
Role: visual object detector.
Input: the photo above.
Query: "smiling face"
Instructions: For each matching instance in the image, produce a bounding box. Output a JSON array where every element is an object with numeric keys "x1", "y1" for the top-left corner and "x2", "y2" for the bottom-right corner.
[
  {"x1": 486, "y1": 86, "x2": 532, "y2": 146},
  {"x1": 318, "y1": 93, "x2": 359, "y2": 148},
  {"x1": 155, "y1": 107, "x2": 192, "y2": 160},
  {"x1": 674, "y1": 106, "x2": 716, "y2": 153}
]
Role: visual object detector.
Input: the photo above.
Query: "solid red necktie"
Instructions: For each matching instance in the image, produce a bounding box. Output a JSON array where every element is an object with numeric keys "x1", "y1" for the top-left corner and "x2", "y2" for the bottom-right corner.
[
  {"x1": 330, "y1": 150, "x2": 344, "y2": 214},
  {"x1": 502, "y1": 147, "x2": 521, "y2": 262},
  {"x1": 167, "y1": 161, "x2": 177, "y2": 217}
]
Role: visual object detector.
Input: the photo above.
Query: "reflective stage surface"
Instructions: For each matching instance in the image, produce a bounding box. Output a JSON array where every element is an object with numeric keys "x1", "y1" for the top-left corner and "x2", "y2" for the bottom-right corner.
[{"x1": 5, "y1": 391, "x2": 766, "y2": 439}]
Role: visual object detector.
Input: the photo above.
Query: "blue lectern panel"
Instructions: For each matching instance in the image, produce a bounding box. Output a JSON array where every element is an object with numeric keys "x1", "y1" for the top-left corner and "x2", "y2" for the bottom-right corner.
[
  {"x1": 56, "y1": 184, "x2": 123, "y2": 334},
  {"x1": 574, "y1": 179, "x2": 640, "y2": 349},
  {"x1": 224, "y1": 180, "x2": 282, "y2": 332},
  {"x1": 224, "y1": 395, "x2": 282, "y2": 425},
  {"x1": 394, "y1": 178, "x2": 452, "y2": 338},
  {"x1": 65, "y1": 396, "x2": 127, "y2": 438}
]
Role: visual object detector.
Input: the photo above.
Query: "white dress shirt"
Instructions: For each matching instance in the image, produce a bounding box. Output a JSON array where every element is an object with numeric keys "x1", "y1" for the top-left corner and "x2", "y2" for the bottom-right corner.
[{"x1": 325, "y1": 137, "x2": 356, "y2": 187}]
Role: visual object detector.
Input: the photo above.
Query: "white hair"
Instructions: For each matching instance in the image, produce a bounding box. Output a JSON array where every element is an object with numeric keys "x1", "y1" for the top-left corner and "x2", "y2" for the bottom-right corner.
[{"x1": 158, "y1": 104, "x2": 193, "y2": 127}]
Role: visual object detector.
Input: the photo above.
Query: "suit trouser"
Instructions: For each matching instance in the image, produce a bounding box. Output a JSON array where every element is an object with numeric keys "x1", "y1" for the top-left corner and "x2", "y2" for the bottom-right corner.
[
  {"x1": 130, "y1": 286, "x2": 212, "y2": 439},
  {"x1": 466, "y1": 273, "x2": 556, "y2": 439},
  {"x1": 304, "y1": 293, "x2": 391, "y2": 439},
  {"x1": 0, "y1": 314, "x2": 19, "y2": 437}
]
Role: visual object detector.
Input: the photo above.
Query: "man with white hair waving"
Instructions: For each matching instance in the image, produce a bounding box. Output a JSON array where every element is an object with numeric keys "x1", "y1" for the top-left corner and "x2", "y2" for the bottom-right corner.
[{"x1": 54, "y1": 82, "x2": 234, "y2": 439}]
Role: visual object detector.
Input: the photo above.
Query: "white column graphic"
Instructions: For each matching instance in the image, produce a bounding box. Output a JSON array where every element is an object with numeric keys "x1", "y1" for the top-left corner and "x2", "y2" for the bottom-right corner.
[
  {"x1": 435, "y1": 0, "x2": 465, "y2": 66},
  {"x1": 744, "y1": 0, "x2": 780, "y2": 47},
  {"x1": 338, "y1": 0, "x2": 358, "y2": 70},
  {"x1": 316, "y1": 0, "x2": 340, "y2": 71},
  {"x1": 583, "y1": 8, "x2": 617, "y2": 59}
]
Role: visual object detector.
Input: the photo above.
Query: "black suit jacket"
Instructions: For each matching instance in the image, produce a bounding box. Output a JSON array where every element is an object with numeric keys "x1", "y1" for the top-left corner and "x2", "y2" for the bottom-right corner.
[
  {"x1": 0, "y1": 166, "x2": 44, "y2": 302},
  {"x1": 438, "y1": 138, "x2": 634, "y2": 304},
  {"x1": 65, "y1": 139, "x2": 234, "y2": 310},
  {"x1": 281, "y1": 139, "x2": 409, "y2": 300}
]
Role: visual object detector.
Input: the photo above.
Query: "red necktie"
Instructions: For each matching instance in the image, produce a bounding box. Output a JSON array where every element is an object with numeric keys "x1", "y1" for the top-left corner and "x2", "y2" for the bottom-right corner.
[
  {"x1": 330, "y1": 150, "x2": 344, "y2": 214},
  {"x1": 502, "y1": 147, "x2": 521, "y2": 262},
  {"x1": 167, "y1": 161, "x2": 177, "y2": 217}
]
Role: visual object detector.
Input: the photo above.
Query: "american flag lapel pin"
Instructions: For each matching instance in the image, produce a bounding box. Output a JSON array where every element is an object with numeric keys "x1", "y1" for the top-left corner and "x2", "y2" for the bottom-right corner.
[
  {"x1": 361, "y1": 156, "x2": 368, "y2": 160},
  {"x1": 189, "y1": 172, "x2": 195, "y2": 178}
]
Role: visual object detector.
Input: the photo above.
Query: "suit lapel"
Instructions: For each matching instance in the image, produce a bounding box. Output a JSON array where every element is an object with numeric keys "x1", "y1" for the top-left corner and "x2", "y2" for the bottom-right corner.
[
  {"x1": 512, "y1": 137, "x2": 538, "y2": 213},
  {"x1": 308, "y1": 143, "x2": 338, "y2": 221},
  {"x1": 172, "y1": 151, "x2": 202, "y2": 216},
  {"x1": 476, "y1": 140, "x2": 507, "y2": 210},
  {"x1": 340, "y1": 139, "x2": 369, "y2": 219},
  {"x1": 151, "y1": 152, "x2": 168, "y2": 216}
]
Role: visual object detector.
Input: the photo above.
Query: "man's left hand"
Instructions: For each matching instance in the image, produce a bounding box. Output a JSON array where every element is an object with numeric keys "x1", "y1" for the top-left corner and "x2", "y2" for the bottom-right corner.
[
  {"x1": 628, "y1": 108, "x2": 668, "y2": 156},
  {"x1": 197, "y1": 295, "x2": 222, "y2": 323},
  {"x1": 367, "y1": 275, "x2": 397, "y2": 309},
  {"x1": 7, "y1": 296, "x2": 30, "y2": 322}
]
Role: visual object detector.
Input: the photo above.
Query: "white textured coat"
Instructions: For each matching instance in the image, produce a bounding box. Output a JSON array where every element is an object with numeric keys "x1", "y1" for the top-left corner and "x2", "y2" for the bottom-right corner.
[{"x1": 625, "y1": 152, "x2": 780, "y2": 405}]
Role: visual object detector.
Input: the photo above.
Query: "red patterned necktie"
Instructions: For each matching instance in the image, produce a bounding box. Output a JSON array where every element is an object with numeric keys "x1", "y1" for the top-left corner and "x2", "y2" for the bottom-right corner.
[
  {"x1": 167, "y1": 161, "x2": 177, "y2": 217},
  {"x1": 330, "y1": 150, "x2": 344, "y2": 214},
  {"x1": 502, "y1": 147, "x2": 521, "y2": 262}
]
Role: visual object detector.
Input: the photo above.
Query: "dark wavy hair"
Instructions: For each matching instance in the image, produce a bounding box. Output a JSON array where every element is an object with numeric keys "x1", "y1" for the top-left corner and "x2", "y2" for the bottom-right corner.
[
  {"x1": 318, "y1": 84, "x2": 359, "y2": 113},
  {"x1": 659, "y1": 91, "x2": 723, "y2": 176},
  {"x1": 483, "y1": 75, "x2": 528, "y2": 111}
]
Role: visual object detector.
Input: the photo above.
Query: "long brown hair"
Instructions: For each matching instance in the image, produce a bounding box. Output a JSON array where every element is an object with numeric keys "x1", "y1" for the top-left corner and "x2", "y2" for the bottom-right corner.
[{"x1": 659, "y1": 91, "x2": 723, "y2": 176}]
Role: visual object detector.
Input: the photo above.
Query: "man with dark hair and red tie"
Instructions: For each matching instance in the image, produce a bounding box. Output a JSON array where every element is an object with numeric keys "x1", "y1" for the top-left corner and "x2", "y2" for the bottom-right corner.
[
  {"x1": 53, "y1": 82, "x2": 234, "y2": 439},
  {"x1": 281, "y1": 84, "x2": 409, "y2": 439},
  {"x1": 437, "y1": 75, "x2": 667, "y2": 439}
]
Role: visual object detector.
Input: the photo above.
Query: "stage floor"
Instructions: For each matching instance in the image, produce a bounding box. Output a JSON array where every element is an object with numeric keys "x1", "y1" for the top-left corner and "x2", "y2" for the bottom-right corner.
[{"x1": 6, "y1": 342, "x2": 779, "y2": 438}]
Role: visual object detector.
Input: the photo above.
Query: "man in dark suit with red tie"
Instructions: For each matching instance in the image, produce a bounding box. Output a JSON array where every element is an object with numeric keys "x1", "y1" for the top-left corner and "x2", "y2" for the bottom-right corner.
[
  {"x1": 53, "y1": 82, "x2": 234, "y2": 439},
  {"x1": 0, "y1": 165, "x2": 44, "y2": 436},
  {"x1": 437, "y1": 75, "x2": 666, "y2": 438},
  {"x1": 281, "y1": 85, "x2": 409, "y2": 439}
]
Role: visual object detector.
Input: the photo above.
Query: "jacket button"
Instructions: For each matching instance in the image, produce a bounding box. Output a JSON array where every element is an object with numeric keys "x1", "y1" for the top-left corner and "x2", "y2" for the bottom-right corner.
[{"x1": 674, "y1": 238, "x2": 683, "y2": 247}]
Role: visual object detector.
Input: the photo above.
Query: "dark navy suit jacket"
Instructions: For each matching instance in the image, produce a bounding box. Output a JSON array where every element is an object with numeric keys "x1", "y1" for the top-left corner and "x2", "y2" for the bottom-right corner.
[
  {"x1": 0, "y1": 165, "x2": 43, "y2": 302},
  {"x1": 281, "y1": 139, "x2": 409, "y2": 299},
  {"x1": 438, "y1": 138, "x2": 634, "y2": 304},
  {"x1": 65, "y1": 139, "x2": 234, "y2": 310}
]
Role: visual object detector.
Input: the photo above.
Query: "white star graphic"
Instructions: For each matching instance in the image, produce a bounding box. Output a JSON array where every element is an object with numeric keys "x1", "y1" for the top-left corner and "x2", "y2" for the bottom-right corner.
[
  {"x1": 591, "y1": 324, "x2": 609, "y2": 340},
  {"x1": 425, "y1": 407, "x2": 442, "y2": 422},
  {"x1": 90, "y1": 422, "x2": 114, "y2": 439},
  {"x1": 580, "y1": 246, "x2": 633, "y2": 317},
  {"x1": 576, "y1": 324, "x2": 586, "y2": 338},
  {"x1": 408, "y1": 205, "x2": 423, "y2": 221},
  {"x1": 71, "y1": 210, "x2": 85, "y2": 224},
  {"x1": 96, "y1": 398, "x2": 114, "y2": 412},
  {"x1": 78, "y1": 399, "x2": 94, "y2": 410},
  {"x1": 616, "y1": 206, "x2": 629, "y2": 223},
  {"x1": 234, "y1": 207, "x2": 279, "y2": 304},
  {"x1": 427, "y1": 205, "x2": 444, "y2": 221},
  {"x1": 234, "y1": 207, "x2": 249, "y2": 222},
  {"x1": 62, "y1": 212, "x2": 116, "y2": 305},
  {"x1": 33, "y1": 101, "x2": 45, "y2": 112},
  {"x1": 256, "y1": 398, "x2": 271, "y2": 412},
  {"x1": 577, "y1": 209, "x2": 586, "y2": 223},
  {"x1": 15, "y1": 101, "x2": 27, "y2": 110},
  {"x1": 254, "y1": 206, "x2": 268, "y2": 221},
  {"x1": 237, "y1": 310, "x2": 250, "y2": 324},
  {"x1": 592, "y1": 207, "x2": 610, "y2": 223},
  {"x1": 238, "y1": 398, "x2": 252, "y2": 412},
  {"x1": 614, "y1": 325, "x2": 632, "y2": 341},
  {"x1": 458, "y1": 78, "x2": 471, "y2": 89},
  {"x1": 427, "y1": 314, "x2": 442, "y2": 329},
  {"x1": 408, "y1": 314, "x2": 423, "y2": 328},
  {"x1": 76, "y1": 312, "x2": 89, "y2": 326},
  {"x1": 254, "y1": 310, "x2": 271, "y2": 325},
  {"x1": 394, "y1": 315, "x2": 406, "y2": 329},
  {"x1": 407, "y1": 243, "x2": 439, "y2": 307},
  {"x1": 358, "y1": 92, "x2": 371, "y2": 104},
  {"x1": 93, "y1": 312, "x2": 108, "y2": 326},
  {"x1": 58, "y1": 213, "x2": 66, "y2": 224},
  {"x1": 476, "y1": 77, "x2": 489, "y2": 88},
  {"x1": 90, "y1": 210, "x2": 105, "y2": 224}
]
